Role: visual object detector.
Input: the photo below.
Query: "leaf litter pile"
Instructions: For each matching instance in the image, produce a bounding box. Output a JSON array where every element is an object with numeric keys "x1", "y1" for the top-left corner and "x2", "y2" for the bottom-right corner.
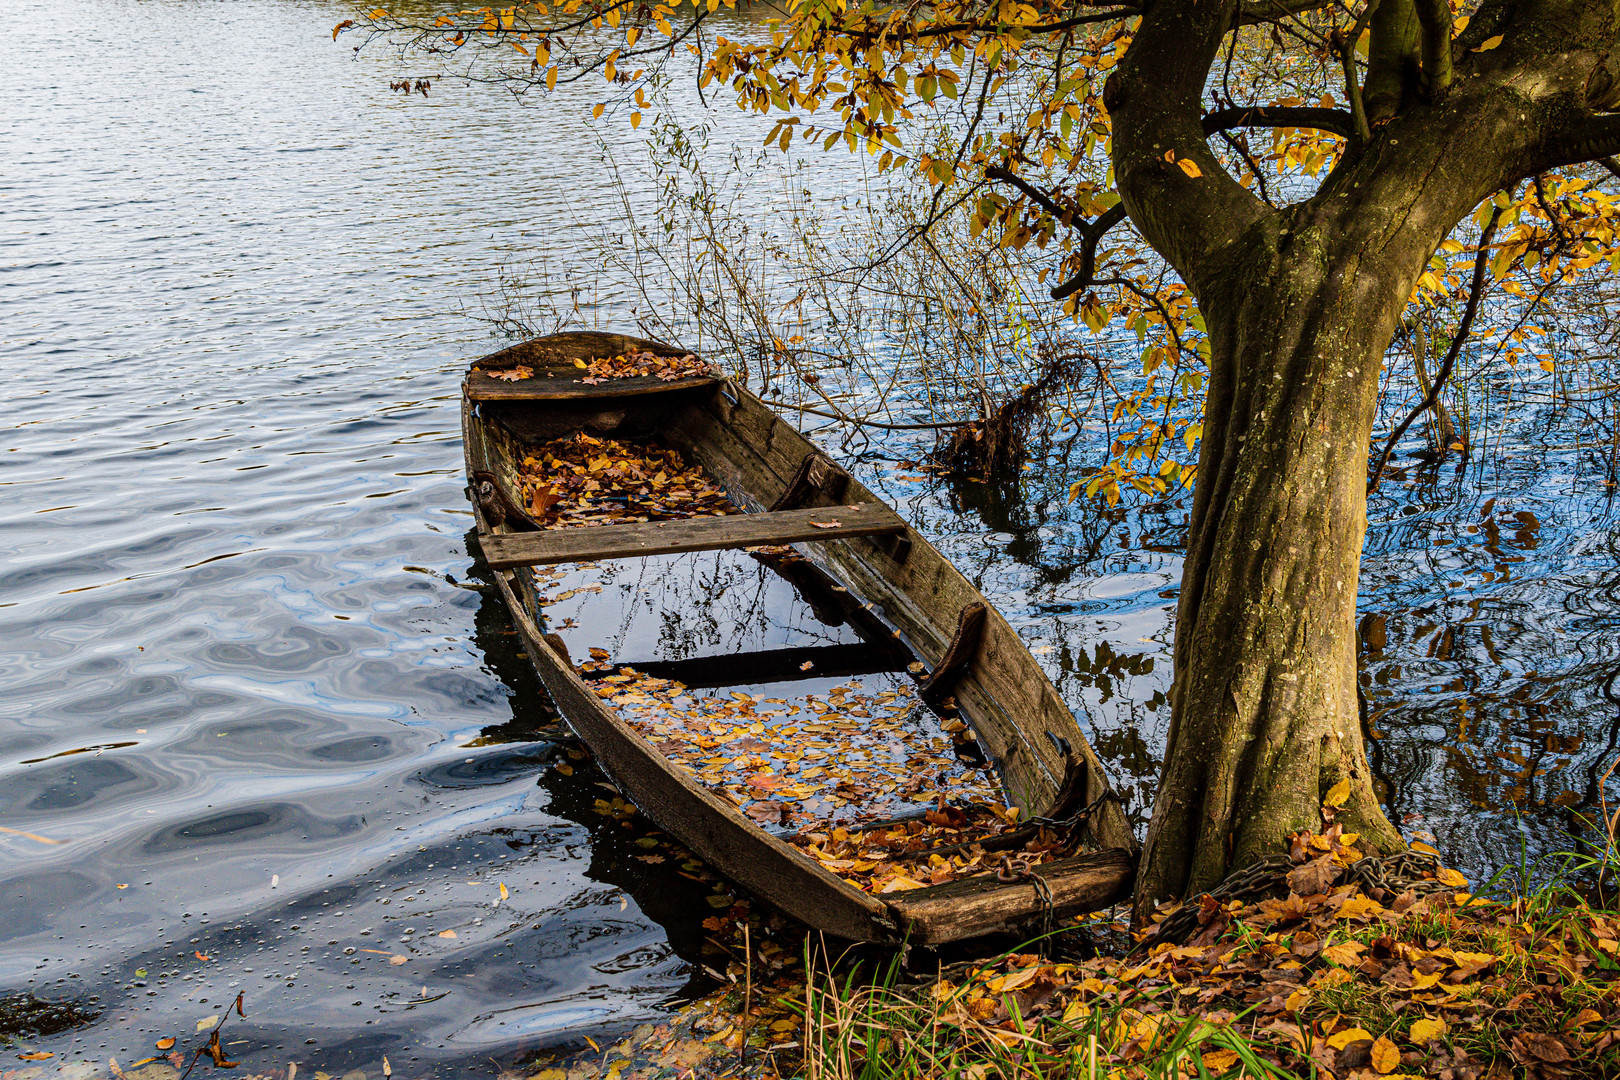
[
  {"x1": 515, "y1": 433, "x2": 739, "y2": 525},
  {"x1": 510, "y1": 434, "x2": 1091, "y2": 895},
  {"x1": 483, "y1": 349, "x2": 712, "y2": 384},
  {"x1": 857, "y1": 787, "x2": 1620, "y2": 1080}
]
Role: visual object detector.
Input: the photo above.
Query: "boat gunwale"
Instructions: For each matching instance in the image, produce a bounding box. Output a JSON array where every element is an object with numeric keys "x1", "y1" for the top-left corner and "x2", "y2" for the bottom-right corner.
[{"x1": 458, "y1": 338, "x2": 1137, "y2": 944}]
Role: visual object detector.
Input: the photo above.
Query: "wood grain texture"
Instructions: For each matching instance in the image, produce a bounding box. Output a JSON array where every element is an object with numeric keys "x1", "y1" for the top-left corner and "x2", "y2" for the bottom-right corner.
[
  {"x1": 884, "y1": 849, "x2": 1136, "y2": 945},
  {"x1": 481, "y1": 503, "x2": 906, "y2": 569},
  {"x1": 465, "y1": 368, "x2": 719, "y2": 401}
]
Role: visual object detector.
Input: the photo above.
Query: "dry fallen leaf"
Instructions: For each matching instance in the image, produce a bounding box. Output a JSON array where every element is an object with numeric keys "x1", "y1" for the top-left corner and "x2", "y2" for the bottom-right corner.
[
  {"x1": 488, "y1": 366, "x2": 533, "y2": 382},
  {"x1": 1370, "y1": 1035, "x2": 1400, "y2": 1073},
  {"x1": 1409, "y1": 1016, "x2": 1446, "y2": 1043},
  {"x1": 19, "y1": 1052, "x2": 54, "y2": 1060},
  {"x1": 205, "y1": 1031, "x2": 236, "y2": 1068},
  {"x1": 438, "y1": 929, "x2": 457, "y2": 939},
  {"x1": 389, "y1": 955, "x2": 409, "y2": 965},
  {"x1": 809, "y1": 520, "x2": 842, "y2": 529},
  {"x1": 155, "y1": 1039, "x2": 176, "y2": 1051}
]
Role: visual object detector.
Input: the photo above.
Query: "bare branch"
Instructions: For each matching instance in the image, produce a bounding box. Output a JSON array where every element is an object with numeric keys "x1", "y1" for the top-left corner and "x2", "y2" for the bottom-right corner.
[
  {"x1": 1201, "y1": 105, "x2": 1354, "y2": 138},
  {"x1": 1051, "y1": 204, "x2": 1131, "y2": 299},
  {"x1": 1367, "y1": 204, "x2": 1503, "y2": 494},
  {"x1": 1413, "y1": 0, "x2": 1452, "y2": 99},
  {"x1": 984, "y1": 165, "x2": 1080, "y2": 223}
]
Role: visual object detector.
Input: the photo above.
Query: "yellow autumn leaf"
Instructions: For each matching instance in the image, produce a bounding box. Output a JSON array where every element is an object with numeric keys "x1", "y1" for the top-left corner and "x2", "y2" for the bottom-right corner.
[
  {"x1": 631, "y1": 111, "x2": 642, "y2": 129},
  {"x1": 546, "y1": 66, "x2": 558, "y2": 91},
  {"x1": 498, "y1": 882, "x2": 509, "y2": 900},
  {"x1": 1337, "y1": 894, "x2": 1385, "y2": 921},
  {"x1": 1177, "y1": 158, "x2": 1202, "y2": 178},
  {"x1": 1322, "y1": 941, "x2": 1365, "y2": 966},
  {"x1": 1327, "y1": 1026, "x2": 1374, "y2": 1050},
  {"x1": 1324, "y1": 778, "x2": 1352, "y2": 807},
  {"x1": 438, "y1": 929, "x2": 457, "y2": 939},
  {"x1": 1436, "y1": 867, "x2": 1468, "y2": 888},
  {"x1": 1202, "y1": 1049, "x2": 1239, "y2": 1070},
  {"x1": 1409, "y1": 1017, "x2": 1447, "y2": 1043},
  {"x1": 1474, "y1": 34, "x2": 1504, "y2": 51},
  {"x1": 1370, "y1": 1035, "x2": 1401, "y2": 1073}
]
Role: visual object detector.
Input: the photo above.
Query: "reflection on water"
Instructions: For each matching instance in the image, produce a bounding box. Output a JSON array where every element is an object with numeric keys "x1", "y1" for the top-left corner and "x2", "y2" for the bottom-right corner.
[{"x1": 2, "y1": 0, "x2": 1619, "y2": 1072}]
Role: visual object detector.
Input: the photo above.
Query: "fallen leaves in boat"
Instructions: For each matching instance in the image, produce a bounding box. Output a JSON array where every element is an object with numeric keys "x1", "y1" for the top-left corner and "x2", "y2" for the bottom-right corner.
[
  {"x1": 580, "y1": 661, "x2": 1083, "y2": 892},
  {"x1": 575, "y1": 348, "x2": 712, "y2": 384},
  {"x1": 516, "y1": 433, "x2": 739, "y2": 528},
  {"x1": 487, "y1": 365, "x2": 533, "y2": 381}
]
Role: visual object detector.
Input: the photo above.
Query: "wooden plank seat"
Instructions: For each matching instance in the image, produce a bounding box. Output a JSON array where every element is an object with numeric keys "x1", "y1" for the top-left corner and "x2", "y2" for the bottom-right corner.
[
  {"x1": 579, "y1": 640, "x2": 910, "y2": 690},
  {"x1": 465, "y1": 367, "x2": 721, "y2": 401},
  {"x1": 481, "y1": 503, "x2": 908, "y2": 570}
]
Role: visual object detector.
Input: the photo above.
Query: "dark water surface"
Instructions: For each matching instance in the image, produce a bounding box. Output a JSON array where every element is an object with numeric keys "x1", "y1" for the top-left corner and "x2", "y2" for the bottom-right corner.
[{"x1": 5, "y1": 0, "x2": 1620, "y2": 1075}]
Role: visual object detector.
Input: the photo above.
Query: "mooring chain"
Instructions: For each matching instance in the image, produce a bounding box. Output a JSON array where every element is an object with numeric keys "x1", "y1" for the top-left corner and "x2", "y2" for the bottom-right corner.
[
  {"x1": 997, "y1": 853, "x2": 1058, "y2": 949},
  {"x1": 1028, "y1": 789, "x2": 1121, "y2": 839}
]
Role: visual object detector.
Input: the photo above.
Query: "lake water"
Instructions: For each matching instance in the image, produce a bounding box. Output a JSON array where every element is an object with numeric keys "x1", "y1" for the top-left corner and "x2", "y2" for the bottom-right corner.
[{"x1": 4, "y1": 0, "x2": 1619, "y2": 1075}]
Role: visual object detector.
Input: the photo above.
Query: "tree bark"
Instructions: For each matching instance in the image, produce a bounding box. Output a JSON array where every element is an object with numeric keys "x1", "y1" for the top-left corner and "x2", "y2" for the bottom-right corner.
[
  {"x1": 1133, "y1": 214, "x2": 1411, "y2": 914},
  {"x1": 1100, "y1": 0, "x2": 1620, "y2": 921}
]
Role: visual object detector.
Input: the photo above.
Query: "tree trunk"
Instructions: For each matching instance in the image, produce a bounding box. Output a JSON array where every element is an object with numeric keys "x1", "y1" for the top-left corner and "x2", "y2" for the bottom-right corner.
[{"x1": 1132, "y1": 216, "x2": 1408, "y2": 918}]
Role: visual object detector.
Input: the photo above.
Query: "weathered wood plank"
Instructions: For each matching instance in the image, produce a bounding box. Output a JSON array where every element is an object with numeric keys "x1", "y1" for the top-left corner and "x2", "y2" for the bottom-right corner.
[
  {"x1": 884, "y1": 849, "x2": 1136, "y2": 945},
  {"x1": 666, "y1": 399, "x2": 1063, "y2": 815},
  {"x1": 481, "y1": 503, "x2": 906, "y2": 569},
  {"x1": 582, "y1": 640, "x2": 909, "y2": 689},
  {"x1": 465, "y1": 369, "x2": 720, "y2": 401}
]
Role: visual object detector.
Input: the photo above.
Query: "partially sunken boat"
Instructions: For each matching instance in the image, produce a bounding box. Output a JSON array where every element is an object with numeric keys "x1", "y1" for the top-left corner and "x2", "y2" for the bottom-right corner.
[{"x1": 462, "y1": 331, "x2": 1137, "y2": 945}]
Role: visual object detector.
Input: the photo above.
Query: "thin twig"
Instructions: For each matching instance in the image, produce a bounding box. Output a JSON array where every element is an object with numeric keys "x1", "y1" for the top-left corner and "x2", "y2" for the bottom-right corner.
[{"x1": 1368, "y1": 204, "x2": 1503, "y2": 494}]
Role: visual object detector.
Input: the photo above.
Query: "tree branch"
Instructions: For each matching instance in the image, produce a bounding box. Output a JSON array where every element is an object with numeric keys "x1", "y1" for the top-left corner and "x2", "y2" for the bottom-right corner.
[
  {"x1": 1106, "y1": 0, "x2": 1270, "y2": 287},
  {"x1": 1546, "y1": 114, "x2": 1620, "y2": 170},
  {"x1": 1201, "y1": 105, "x2": 1354, "y2": 138},
  {"x1": 1338, "y1": 0, "x2": 1384, "y2": 143},
  {"x1": 1367, "y1": 205, "x2": 1503, "y2": 494},
  {"x1": 1412, "y1": 0, "x2": 1453, "y2": 99},
  {"x1": 1052, "y1": 204, "x2": 1131, "y2": 299},
  {"x1": 984, "y1": 165, "x2": 1079, "y2": 223}
]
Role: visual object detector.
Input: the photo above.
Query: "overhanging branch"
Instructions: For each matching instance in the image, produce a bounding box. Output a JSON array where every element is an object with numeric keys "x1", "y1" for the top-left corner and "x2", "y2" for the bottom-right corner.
[
  {"x1": 1201, "y1": 105, "x2": 1354, "y2": 139},
  {"x1": 1052, "y1": 204, "x2": 1131, "y2": 299},
  {"x1": 1546, "y1": 114, "x2": 1620, "y2": 170},
  {"x1": 984, "y1": 165, "x2": 1078, "y2": 223}
]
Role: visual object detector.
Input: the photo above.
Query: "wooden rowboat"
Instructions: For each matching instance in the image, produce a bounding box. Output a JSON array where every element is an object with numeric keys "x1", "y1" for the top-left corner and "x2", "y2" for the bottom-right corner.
[{"x1": 462, "y1": 331, "x2": 1138, "y2": 946}]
